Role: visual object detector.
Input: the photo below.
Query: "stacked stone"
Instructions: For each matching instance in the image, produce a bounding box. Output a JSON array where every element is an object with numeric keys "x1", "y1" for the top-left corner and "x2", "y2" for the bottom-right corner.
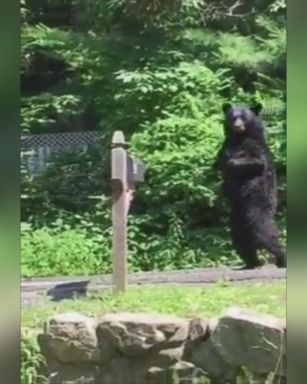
[{"x1": 38, "y1": 307, "x2": 286, "y2": 384}]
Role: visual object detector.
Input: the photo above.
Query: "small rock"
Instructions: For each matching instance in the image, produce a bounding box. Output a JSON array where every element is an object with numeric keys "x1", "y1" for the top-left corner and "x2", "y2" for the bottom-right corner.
[
  {"x1": 170, "y1": 360, "x2": 196, "y2": 378},
  {"x1": 188, "y1": 337, "x2": 237, "y2": 381},
  {"x1": 38, "y1": 312, "x2": 100, "y2": 364},
  {"x1": 187, "y1": 317, "x2": 209, "y2": 341},
  {"x1": 146, "y1": 346, "x2": 184, "y2": 367},
  {"x1": 99, "y1": 357, "x2": 148, "y2": 384},
  {"x1": 146, "y1": 366, "x2": 166, "y2": 383},
  {"x1": 97, "y1": 312, "x2": 189, "y2": 357},
  {"x1": 211, "y1": 307, "x2": 286, "y2": 376},
  {"x1": 184, "y1": 318, "x2": 237, "y2": 382},
  {"x1": 47, "y1": 363, "x2": 98, "y2": 384}
]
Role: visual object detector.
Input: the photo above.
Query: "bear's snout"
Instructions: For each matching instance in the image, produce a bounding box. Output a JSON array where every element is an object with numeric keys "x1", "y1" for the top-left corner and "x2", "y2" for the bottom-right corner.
[{"x1": 233, "y1": 117, "x2": 245, "y2": 132}]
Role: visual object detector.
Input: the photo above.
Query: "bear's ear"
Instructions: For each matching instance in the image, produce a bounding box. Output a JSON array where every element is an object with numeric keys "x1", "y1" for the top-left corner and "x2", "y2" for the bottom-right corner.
[
  {"x1": 222, "y1": 103, "x2": 232, "y2": 114},
  {"x1": 250, "y1": 103, "x2": 263, "y2": 116}
]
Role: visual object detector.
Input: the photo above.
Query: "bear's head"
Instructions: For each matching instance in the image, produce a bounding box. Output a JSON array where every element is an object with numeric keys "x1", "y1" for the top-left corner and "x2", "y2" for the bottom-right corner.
[{"x1": 222, "y1": 103, "x2": 264, "y2": 141}]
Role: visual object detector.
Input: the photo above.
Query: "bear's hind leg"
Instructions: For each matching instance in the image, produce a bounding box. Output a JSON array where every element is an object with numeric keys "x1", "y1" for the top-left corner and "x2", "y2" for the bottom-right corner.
[
  {"x1": 231, "y1": 226, "x2": 263, "y2": 269},
  {"x1": 235, "y1": 245, "x2": 263, "y2": 269},
  {"x1": 255, "y1": 221, "x2": 287, "y2": 268},
  {"x1": 262, "y1": 240, "x2": 286, "y2": 268}
]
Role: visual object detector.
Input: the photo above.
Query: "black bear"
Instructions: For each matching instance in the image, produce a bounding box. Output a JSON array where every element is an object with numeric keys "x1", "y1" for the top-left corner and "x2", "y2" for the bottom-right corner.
[{"x1": 215, "y1": 102, "x2": 286, "y2": 269}]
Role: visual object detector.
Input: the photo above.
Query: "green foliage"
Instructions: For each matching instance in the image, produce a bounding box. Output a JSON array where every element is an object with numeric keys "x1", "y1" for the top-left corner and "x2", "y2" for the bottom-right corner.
[
  {"x1": 268, "y1": 0, "x2": 286, "y2": 13},
  {"x1": 21, "y1": 0, "x2": 286, "y2": 277},
  {"x1": 21, "y1": 216, "x2": 240, "y2": 277},
  {"x1": 218, "y1": 33, "x2": 271, "y2": 70},
  {"x1": 21, "y1": 146, "x2": 110, "y2": 221},
  {"x1": 256, "y1": 16, "x2": 286, "y2": 63},
  {"x1": 22, "y1": 211, "x2": 285, "y2": 276},
  {"x1": 21, "y1": 331, "x2": 46, "y2": 384},
  {"x1": 21, "y1": 217, "x2": 112, "y2": 277},
  {"x1": 127, "y1": 213, "x2": 239, "y2": 271},
  {"x1": 21, "y1": 94, "x2": 82, "y2": 132}
]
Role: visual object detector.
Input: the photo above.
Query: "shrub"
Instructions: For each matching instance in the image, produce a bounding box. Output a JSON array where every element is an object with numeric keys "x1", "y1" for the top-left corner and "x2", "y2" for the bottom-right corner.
[
  {"x1": 21, "y1": 224, "x2": 111, "y2": 277},
  {"x1": 21, "y1": 330, "x2": 46, "y2": 384}
]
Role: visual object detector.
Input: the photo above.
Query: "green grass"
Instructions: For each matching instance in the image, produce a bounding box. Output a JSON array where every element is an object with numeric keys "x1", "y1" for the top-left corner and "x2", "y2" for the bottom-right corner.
[{"x1": 22, "y1": 281, "x2": 286, "y2": 331}]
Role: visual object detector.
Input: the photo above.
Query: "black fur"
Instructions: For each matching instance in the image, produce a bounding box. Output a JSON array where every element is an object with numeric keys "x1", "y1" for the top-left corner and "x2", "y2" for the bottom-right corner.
[{"x1": 215, "y1": 103, "x2": 286, "y2": 269}]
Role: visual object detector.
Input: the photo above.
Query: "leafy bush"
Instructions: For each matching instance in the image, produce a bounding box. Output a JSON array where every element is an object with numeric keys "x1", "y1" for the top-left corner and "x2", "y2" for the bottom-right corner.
[
  {"x1": 21, "y1": 222, "x2": 111, "y2": 277},
  {"x1": 22, "y1": 208, "x2": 285, "y2": 276},
  {"x1": 21, "y1": 330, "x2": 46, "y2": 384},
  {"x1": 127, "y1": 214, "x2": 239, "y2": 271},
  {"x1": 21, "y1": 221, "x2": 239, "y2": 277}
]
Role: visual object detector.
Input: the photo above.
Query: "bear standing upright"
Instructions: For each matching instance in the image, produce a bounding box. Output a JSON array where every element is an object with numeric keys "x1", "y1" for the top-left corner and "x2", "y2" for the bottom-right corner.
[{"x1": 215, "y1": 102, "x2": 286, "y2": 269}]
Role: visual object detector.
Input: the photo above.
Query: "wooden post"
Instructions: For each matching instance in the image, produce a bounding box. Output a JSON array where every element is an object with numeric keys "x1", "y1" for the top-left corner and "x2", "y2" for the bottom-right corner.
[{"x1": 111, "y1": 131, "x2": 128, "y2": 293}]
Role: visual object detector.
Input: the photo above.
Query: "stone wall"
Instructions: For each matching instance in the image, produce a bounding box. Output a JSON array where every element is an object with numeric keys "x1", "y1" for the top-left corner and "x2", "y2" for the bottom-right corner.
[{"x1": 38, "y1": 307, "x2": 286, "y2": 384}]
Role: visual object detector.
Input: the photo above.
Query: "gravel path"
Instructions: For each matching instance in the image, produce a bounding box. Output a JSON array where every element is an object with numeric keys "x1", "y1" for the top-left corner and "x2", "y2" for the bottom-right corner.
[{"x1": 21, "y1": 265, "x2": 286, "y2": 308}]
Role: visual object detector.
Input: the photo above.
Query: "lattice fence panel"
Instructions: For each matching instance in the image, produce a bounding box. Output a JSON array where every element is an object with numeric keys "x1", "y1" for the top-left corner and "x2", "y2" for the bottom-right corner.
[{"x1": 21, "y1": 131, "x2": 100, "y2": 175}]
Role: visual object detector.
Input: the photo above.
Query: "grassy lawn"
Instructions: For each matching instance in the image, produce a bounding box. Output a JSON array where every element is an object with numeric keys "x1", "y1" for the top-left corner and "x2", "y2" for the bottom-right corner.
[{"x1": 22, "y1": 281, "x2": 286, "y2": 331}]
